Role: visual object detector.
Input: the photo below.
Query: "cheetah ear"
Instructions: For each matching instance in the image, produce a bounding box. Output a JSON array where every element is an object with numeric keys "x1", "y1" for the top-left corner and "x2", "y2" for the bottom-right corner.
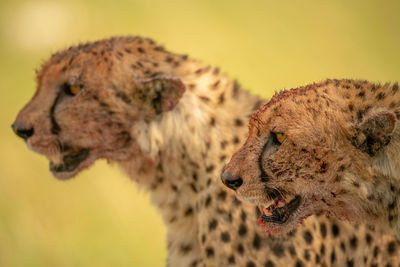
[
  {"x1": 351, "y1": 111, "x2": 397, "y2": 156},
  {"x1": 138, "y1": 75, "x2": 186, "y2": 115}
]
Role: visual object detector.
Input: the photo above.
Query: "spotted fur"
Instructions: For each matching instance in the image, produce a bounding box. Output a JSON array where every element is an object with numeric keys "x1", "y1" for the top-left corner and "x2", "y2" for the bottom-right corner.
[{"x1": 14, "y1": 40, "x2": 400, "y2": 266}]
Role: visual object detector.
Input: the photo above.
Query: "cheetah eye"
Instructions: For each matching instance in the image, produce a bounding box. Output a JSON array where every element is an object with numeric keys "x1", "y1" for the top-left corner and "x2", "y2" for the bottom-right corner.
[
  {"x1": 62, "y1": 83, "x2": 83, "y2": 96},
  {"x1": 272, "y1": 132, "x2": 287, "y2": 144}
]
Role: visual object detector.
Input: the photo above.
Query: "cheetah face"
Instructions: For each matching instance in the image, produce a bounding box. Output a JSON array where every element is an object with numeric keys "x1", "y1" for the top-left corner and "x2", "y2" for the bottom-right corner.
[
  {"x1": 12, "y1": 38, "x2": 185, "y2": 180},
  {"x1": 222, "y1": 82, "x2": 399, "y2": 235},
  {"x1": 221, "y1": 91, "x2": 349, "y2": 235}
]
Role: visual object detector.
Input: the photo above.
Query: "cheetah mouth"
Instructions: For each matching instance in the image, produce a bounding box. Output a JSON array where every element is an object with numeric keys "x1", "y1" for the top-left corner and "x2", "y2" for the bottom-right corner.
[
  {"x1": 49, "y1": 149, "x2": 90, "y2": 178},
  {"x1": 258, "y1": 195, "x2": 301, "y2": 225}
]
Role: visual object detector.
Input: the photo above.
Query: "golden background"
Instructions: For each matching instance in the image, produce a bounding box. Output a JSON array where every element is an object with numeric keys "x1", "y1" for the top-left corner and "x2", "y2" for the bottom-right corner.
[{"x1": 1, "y1": 0, "x2": 399, "y2": 266}]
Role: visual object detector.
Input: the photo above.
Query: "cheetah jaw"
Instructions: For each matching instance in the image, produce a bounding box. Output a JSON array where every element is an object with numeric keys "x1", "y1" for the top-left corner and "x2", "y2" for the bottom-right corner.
[
  {"x1": 258, "y1": 195, "x2": 301, "y2": 225},
  {"x1": 49, "y1": 149, "x2": 92, "y2": 179}
]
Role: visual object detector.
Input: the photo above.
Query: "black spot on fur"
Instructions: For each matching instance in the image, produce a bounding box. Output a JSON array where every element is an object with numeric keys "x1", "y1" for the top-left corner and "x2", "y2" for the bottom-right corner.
[
  {"x1": 232, "y1": 81, "x2": 240, "y2": 98},
  {"x1": 340, "y1": 241, "x2": 346, "y2": 252},
  {"x1": 136, "y1": 61, "x2": 144, "y2": 68},
  {"x1": 338, "y1": 165, "x2": 345, "y2": 172},
  {"x1": 235, "y1": 118, "x2": 244, "y2": 126},
  {"x1": 206, "y1": 165, "x2": 215, "y2": 173},
  {"x1": 199, "y1": 96, "x2": 210, "y2": 102},
  {"x1": 365, "y1": 233, "x2": 372, "y2": 245},
  {"x1": 387, "y1": 241, "x2": 396, "y2": 255},
  {"x1": 373, "y1": 246, "x2": 379, "y2": 257},
  {"x1": 320, "y1": 244, "x2": 325, "y2": 255},
  {"x1": 210, "y1": 117, "x2": 216, "y2": 126},
  {"x1": 315, "y1": 254, "x2": 320, "y2": 264},
  {"x1": 320, "y1": 223, "x2": 327, "y2": 238},
  {"x1": 211, "y1": 80, "x2": 220, "y2": 90},
  {"x1": 217, "y1": 190, "x2": 227, "y2": 201},
  {"x1": 205, "y1": 247, "x2": 214, "y2": 258},
  {"x1": 205, "y1": 195, "x2": 212, "y2": 207},
  {"x1": 304, "y1": 249, "x2": 310, "y2": 261},
  {"x1": 252, "y1": 233, "x2": 261, "y2": 250},
  {"x1": 246, "y1": 262, "x2": 256, "y2": 267},
  {"x1": 180, "y1": 243, "x2": 192, "y2": 254},
  {"x1": 213, "y1": 67, "x2": 220, "y2": 75},
  {"x1": 184, "y1": 206, "x2": 193, "y2": 216},
  {"x1": 332, "y1": 223, "x2": 340, "y2": 237},
  {"x1": 376, "y1": 92, "x2": 386, "y2": 100},
  {"x1": 348, "y1": 103, "x2": 354, "y2": 111},
  {"x1": 303, "y1": 230, "x2": 313, "y2": 244},
  {"x1": 228, "y1": 255, "x2": 235, "y2": 264},
  {"x1": 350, "y1": 236, "x2": 358, "y2": 249},
  {"x1": 357, "y1": 109, "x2": 364, "y2": 121},
  {"x1": 208, "y1": 219, "x2": 218, "y2": 231},
  {"x1": 237, "y1": 244, "x2": 245, "y2": 254},
  {"x1": 392, "y1": 83, "x2": 399, "y2": 94},
  {"x1": 331, "y1": 249, "x2": 336, "y2": 263},
  {"x1": 272, "y1": 243, "x2": 285, "y2": 257},
  {"x1": 289, "y1": 245, "x2": 296, "y2": 257},
  {"x1": 220, "y1": 140, "x2": 228, "y2": 149},
  {"x1": 347, "y1": 259, "x2": 354, "y2": 267},
  {"x1": 218, "y1": 92, "x2": 225, "y2": 104},
  {"x1": 241, "y1": 210, "x2": 247, "y2": 222},
  {"x1": 220, "y1": 232, "x2": 231, "y2": 242},
  {"x1": 238, "y1": 224, "x2": 248, "y2": 236}
]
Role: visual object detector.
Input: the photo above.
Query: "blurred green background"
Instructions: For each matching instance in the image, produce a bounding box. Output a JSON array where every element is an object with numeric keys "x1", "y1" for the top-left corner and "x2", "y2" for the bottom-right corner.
[{"x1": 1, "y1": 0, "x2": 399, "y2": 266}]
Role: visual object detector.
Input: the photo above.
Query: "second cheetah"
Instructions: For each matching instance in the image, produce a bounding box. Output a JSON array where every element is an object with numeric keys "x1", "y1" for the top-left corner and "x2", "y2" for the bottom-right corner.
[{"x1": 222, "y1": 79, "x2": 400, "y2": 239}]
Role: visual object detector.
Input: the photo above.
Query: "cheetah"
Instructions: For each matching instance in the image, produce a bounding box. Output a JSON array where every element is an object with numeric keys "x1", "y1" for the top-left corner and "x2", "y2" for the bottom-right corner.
[
  {"x1": 13, "y1": 39, "x2": 400, "y2": 266},
  {"x1": 221, "y1": 79, "x2": 400, "y2": 240}
]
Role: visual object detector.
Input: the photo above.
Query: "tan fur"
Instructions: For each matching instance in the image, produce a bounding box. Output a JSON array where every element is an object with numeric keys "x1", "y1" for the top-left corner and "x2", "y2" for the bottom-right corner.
[
  {"x1": 223, "y1": 79, "x2": 400, "y2": 239},
  {"x1": 14, "y1": 40, "x2": 400, "y2": 266}
]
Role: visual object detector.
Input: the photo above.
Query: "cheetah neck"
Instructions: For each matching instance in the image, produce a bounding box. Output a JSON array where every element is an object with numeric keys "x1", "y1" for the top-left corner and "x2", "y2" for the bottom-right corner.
[
  {"x1": 118, "y1": 64, "x2": 262, "y2": 265},
  {"x1": 135, "y1": 70, "x2": 261, "y2": 208}
]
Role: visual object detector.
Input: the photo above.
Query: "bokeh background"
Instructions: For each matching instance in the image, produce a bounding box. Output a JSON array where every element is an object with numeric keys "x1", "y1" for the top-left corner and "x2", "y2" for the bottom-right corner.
[{"x1": 1, "y1": 0, "x2": 399, "y2": 266}]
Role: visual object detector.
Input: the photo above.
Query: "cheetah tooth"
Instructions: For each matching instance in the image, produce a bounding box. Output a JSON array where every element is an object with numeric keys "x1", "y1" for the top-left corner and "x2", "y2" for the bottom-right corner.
[
  {"x1": 277, "y1": 200, "x2": 286, "y2": 208},
  {"x1": 48, "y1": 155, "x2": 63, "y2": 164},
  {"x1": 264, "y1": 200, "x2": 275, "y2": 208},
  {"x1": 286, "y1": 195, "x2": 296, "y2": 203}
]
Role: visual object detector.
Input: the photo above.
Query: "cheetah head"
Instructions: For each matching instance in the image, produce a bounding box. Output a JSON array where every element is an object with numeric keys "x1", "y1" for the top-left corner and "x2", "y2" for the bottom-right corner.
[
  {"x1": 12, "y1": 37, "x2": 185, "y2": 180},
  {"x1": 221, "y1": 82, "x2": 397, "y2": 235}
]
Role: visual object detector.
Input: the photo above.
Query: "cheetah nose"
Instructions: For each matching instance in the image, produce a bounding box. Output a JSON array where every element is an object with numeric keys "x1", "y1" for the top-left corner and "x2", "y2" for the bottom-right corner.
[
  {"x1": 221, "y1": 172, "x2": 243, "y2": 191},
  {"x1": 11, "y1": 123, "x2": 34, "y2": 141}
]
